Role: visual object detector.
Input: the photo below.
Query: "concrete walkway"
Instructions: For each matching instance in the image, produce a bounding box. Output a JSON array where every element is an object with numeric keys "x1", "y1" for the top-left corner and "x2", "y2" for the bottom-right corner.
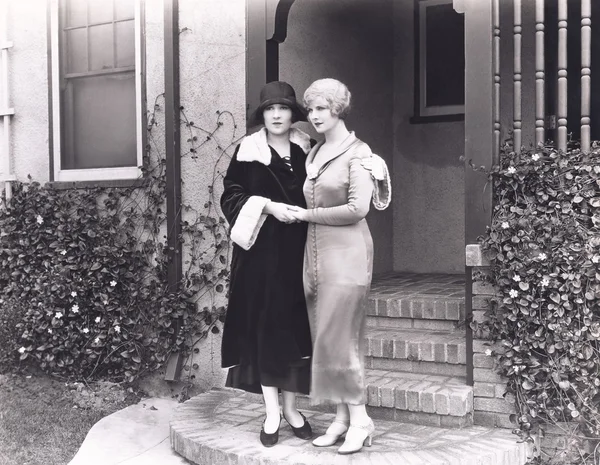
[{"x1": 68, "y1": 397, "x2": 189, "y2": 465}]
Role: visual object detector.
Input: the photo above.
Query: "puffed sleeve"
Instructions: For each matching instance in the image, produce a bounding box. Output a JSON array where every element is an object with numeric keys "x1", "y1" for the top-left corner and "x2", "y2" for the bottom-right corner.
[
  {"x1": 369, "y1": 154, "x2": 392, "y2": 211},
  {"x1": 220, "y1": 146, "x2": 270, "y2": 250},
  {"x1": 302, "y1": 156, "x2": 374, "y2": 226}
]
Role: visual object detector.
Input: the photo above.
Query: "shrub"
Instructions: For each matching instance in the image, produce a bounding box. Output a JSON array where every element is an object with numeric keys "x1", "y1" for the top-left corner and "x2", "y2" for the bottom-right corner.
[{"x1": 0, "y1": 180, "x2": 196, "y2": 382}]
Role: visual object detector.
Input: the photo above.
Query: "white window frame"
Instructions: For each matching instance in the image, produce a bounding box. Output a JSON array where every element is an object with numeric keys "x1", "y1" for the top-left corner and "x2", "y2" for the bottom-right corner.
[{"x1": 50, "y1": 0, "x2": 144, "y2": 182}]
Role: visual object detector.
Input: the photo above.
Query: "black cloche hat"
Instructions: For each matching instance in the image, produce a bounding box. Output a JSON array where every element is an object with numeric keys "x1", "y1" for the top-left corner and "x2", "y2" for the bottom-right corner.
[{"x1": 248, "y1": 81, "x2": 307, "y2": 127}]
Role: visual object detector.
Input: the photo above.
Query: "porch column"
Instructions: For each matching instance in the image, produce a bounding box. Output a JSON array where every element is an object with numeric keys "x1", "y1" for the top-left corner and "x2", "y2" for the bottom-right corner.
[
  {"x1": 464, "y1": 0, "x2": 494, "y2": 387},
  {"x1": 246, "y1": 0, "x2": 296, "y2": 122},
  {"x1": 464, "y1": 0, "x2": 494, "y2": 244}
]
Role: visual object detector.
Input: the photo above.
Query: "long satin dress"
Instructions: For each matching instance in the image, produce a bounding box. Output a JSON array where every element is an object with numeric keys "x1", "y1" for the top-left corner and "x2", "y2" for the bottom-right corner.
[{"x1": 302, "y1": 133, "x2": 374, "y2": 405}]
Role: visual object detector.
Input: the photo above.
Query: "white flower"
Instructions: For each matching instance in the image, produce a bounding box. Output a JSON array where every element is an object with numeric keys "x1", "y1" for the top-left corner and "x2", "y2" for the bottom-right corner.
[
  {"x1": 532, "y1": 154, "x2": 540, "y2": 161},
  {"x1": 36, "y1": 215, "x2": 43, "y2": 224},
  {"x1": 103, "y1": 300, "x2": 108, "y2": 305},
  {"x1": 114, "y1": 325, "x2": 121, "y2": 333},
  {"x1": 306, "y1": 163, "x2": 319, "y2": 180},
  {"x1": 541, "y1": 277, "x2": 550, "y2": 287},
  {"x1": 538, "y1": 253, "x2": 547, "y2": 260},
  {"x1": 55, "y1": 312, "x2": 63, "y2": 319},
  {"x1": 507, "y1": 166, "x2": 516, "y2": 174},
  {"x1": 95, "y1": 317, "x2": 101, "y2": 323},
  {"x1": 501, "y1": 221, "x2": 510, "y2": 229},
  {"x1": 83, "y1": 328, "x2": 89, "y2": 334},
  {"x1": 72, "y1": 304, "x2": 79, "y2": 313},
  {"x1": 512, "y1": 275, "x2": 521, "y2": 282},
  {"x1": 71, "y1": 291, "x2": 77, "y2": 297},
  {"x1": 509, "y1": 289, "x2": 519, "y2": 298},
  {"x1": 592, "y1": 255, "x2": 600, "y2": 264},
  {"x1": 110, "y1": 280, "x2": 117, "y2": 287},
  {"x1": 94, "y1": 337, "x2": 100, "y2": 344},
  {"x1": 60, "y1": 250, "x2": 67, "y2": 256},
  {"x1": 18, "y1": 347, "x2": 26, "y2": 354},
  {"x1": 48, "y1": 328, "x2": 52, "y2": 334},
  {"x1": 485, "y1": 349, "x2": 493, "y2": 357}
]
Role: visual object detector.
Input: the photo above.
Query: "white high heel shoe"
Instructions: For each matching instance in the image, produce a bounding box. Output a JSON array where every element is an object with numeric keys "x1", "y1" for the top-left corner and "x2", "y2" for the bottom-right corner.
[
  {"x1": 337, "y1": 419, "x2": 375, "y2": 455},
  {"x1": 312, "y1": 419, "x2": 349, "y2": 447}
]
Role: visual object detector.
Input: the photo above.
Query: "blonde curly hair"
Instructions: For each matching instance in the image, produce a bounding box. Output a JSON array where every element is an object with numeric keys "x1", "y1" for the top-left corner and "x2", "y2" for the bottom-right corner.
[{"x1": 303, "y1": 78, "x2": 352, "y2": 119}]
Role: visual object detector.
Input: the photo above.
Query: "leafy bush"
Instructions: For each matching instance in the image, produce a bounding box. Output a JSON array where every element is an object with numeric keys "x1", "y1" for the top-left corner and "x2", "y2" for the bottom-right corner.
[
  {"x1": 0, "y1": 180, "x2": 196, "y2": 382},
  {"x1": 478, "y1": 141, "x2": 600, "y2": 463}
]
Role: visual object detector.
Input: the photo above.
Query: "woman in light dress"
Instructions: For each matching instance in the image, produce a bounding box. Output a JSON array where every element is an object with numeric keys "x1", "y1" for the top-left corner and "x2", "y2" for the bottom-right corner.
[{"x1": 290, "y1": 78, "x2": 390, "y2": 455}]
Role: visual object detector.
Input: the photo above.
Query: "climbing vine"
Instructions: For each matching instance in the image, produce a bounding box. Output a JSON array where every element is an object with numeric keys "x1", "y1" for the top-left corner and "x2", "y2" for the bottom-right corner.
[
  {"x1": 0, "y1": 93, "x2": 240, "y2": 385},
  {"x1": 476, "y1": 139, "x2": 600, "y2": 464}
]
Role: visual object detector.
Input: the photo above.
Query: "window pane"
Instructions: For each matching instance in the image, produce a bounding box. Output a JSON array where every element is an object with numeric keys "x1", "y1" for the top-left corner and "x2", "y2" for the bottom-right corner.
[
  {"x1": 88, "y1": 0, "x2": 113, "y2": 24},
  {"x1": 115, "y1": 0, "x2": 135, "y2": 21},
  {"x1": 62, "y1": 73, "x2": 137, "y2": 169},
  {"x1": 115, "y1": 20, "x2": 135, "y2": 68},
  {"x1": 66, "y1": 28, "x2": 88, "y2": 74},
  {"x1": 425, "y1": 4, "x2": 465, "y2": 107},
  {"x1": 89, "y1": 24, "x2": 114, "y2": 71},
  {"x1": 65, "y1": 0, "x2": 87, "y2": 27}
]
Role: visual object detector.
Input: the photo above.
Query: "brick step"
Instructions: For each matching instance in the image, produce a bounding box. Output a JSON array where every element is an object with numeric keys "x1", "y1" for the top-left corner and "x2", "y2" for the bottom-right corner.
[
  {"x1": 367, "y1": 294, "x2": 465, "y2": 325},
  {"x1": 365, "y1": 326, "x2": 466, "y2": 365},
  {"x1": 297, "y1": 369, "x2": 474, "y2": 429},
  {"x1": 366, "y1": 314, "x2": 458, "y2": 331},
  {"x1": 367, "y1": 356, "x2": 467, "y2": 377},
  {"x1": 171, "y1": 388, "x2": 531, "y2": 465}
]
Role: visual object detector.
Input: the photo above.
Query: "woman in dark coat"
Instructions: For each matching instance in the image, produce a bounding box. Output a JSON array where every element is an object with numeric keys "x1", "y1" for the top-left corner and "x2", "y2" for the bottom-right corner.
[{"x1": 220, "y1": 81, "x2": 314, "y2": 447}]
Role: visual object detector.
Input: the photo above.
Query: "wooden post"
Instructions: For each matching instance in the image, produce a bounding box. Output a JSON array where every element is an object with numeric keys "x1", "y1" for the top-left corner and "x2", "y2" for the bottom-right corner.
[
  {"x1": 493, "y1": 0, "x2": 500, "y2": 166},
  {"x1": 164, "y1": 0, "x2": 183, "y2": 381},
  {"x1": 513, "y1": 0, "x2": 522, "y2": 154},
  {"x1": 464, "y1": 0, "x2": 494, "y2": 386},
  {"x1": 465, "y1": 0, "x2": 494, "y2": 244},
  {"x1": 535, "y1": 0, "x2": 545, "y2": 146},
  {"x1": 581, "y1": 0, "x2": 591, "y2": 153},
  {"x1": 557, "y1": 0, "x2": 568, "y2": 152}
]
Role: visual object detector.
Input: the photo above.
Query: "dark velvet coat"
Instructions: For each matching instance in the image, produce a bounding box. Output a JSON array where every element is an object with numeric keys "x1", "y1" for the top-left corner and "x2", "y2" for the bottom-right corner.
[{"x1": 220, "y1": 133, "x2": 313, "y2": 377}]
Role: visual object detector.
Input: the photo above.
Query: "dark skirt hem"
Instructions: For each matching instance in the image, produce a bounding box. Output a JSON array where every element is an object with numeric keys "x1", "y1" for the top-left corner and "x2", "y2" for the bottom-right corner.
[{"x1": 225, "y1": 359, "x2": 311, "y2": 395}]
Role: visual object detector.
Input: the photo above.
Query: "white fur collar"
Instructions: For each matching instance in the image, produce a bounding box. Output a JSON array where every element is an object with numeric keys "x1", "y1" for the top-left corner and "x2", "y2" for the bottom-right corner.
[{"x1": 237, "y1": 127, "x2": 312, "y2": 165}]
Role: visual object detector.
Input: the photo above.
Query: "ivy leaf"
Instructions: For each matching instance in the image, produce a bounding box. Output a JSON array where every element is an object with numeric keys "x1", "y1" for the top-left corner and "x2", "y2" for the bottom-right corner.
[
  {"x1": 518, "y1": 282, "x2": 529, "y2": 291},
  {"x1": 522, "y1": 380, "x2": 535, "y2": 391}
]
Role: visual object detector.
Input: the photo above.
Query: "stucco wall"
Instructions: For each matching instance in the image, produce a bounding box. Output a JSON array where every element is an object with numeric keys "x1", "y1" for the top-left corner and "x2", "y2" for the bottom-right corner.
[
  {"x1": 178, "y1": 0, "x2": 246, "y2": 391},
  {"x1": 4, "y1": 0, "x2": 50, "y2": 182},
  {"x1": 280, "y1": 0, "x2": 394, "y2": 275},
  {"x1": 392, "y1": 0, "x2": 465, "y2": 274}
]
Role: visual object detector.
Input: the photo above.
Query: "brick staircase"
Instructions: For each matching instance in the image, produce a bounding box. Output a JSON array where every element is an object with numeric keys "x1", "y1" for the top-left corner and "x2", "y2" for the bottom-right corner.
[{"x1": 170, "y1": 273, "x2": 531, "y2": 465}]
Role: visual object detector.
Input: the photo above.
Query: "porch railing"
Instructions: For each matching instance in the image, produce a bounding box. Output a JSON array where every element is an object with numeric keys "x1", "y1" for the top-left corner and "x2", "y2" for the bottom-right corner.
[
  {"x1": 493, "y1": 0, "x2": 593, "y2": 155},
  {"x1": 464, "y1": 0, "x2": 593, "y2": 386}
]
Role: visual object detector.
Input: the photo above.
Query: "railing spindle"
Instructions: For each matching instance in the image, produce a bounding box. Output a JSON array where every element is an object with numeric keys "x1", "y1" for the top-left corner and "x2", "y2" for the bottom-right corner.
[
  {"x1": 493, "y1": 0, "x2": 500, "y2": 166},
  {"x1": 535, "y1": 0, "x2": 545, "y2": 146},
  {"x1": 581, "y1": 0, "x2": 591, "y2": 153},
  {"x1": 557, "y1": 0, "x2": 568, "y2": 152},
  {"x1": 513, "y1": 0, "x2": 522, "y2": 154}
]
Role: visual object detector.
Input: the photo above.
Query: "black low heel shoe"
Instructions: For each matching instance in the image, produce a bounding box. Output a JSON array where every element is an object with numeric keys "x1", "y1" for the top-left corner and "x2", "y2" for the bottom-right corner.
[
  {"x1": 260, "y1": 416, "x2": 281, "y2": 447},
  {"x1": 283, "y1": 412, "x2": 313, "y2": 440}
]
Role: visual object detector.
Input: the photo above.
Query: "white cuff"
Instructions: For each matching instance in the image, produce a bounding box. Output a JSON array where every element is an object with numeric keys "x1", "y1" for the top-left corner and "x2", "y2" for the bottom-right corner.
[
  {"x1": 370, "y1": 154, "x2": 391, "y2": 211},
  {"x1": 230, "y1": 196, "x2": 270, "y2": 250}
]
